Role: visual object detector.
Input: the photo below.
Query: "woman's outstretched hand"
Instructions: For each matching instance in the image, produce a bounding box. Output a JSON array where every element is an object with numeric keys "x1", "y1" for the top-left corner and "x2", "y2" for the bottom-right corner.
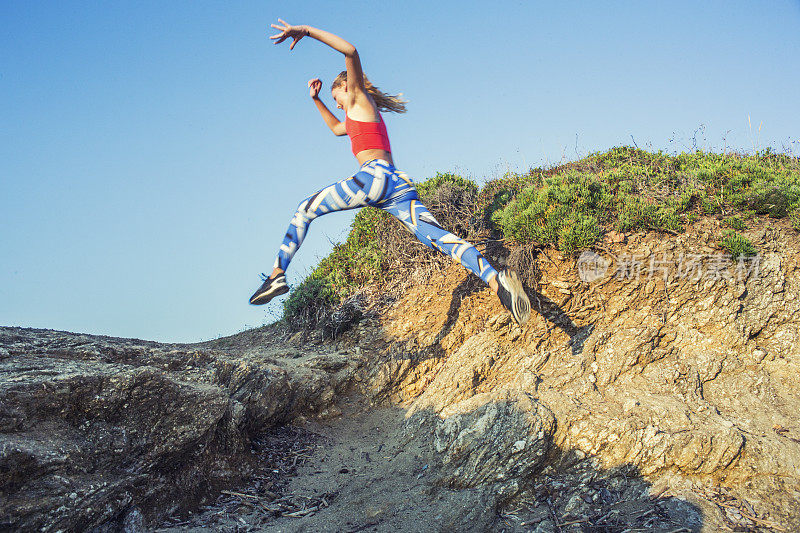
[
  {"x1": 269, "y1": 19, "x2": 308, "y2": 50},
  {"x1": 308, "y1": 78, "x2": 322, "y2": 98}
]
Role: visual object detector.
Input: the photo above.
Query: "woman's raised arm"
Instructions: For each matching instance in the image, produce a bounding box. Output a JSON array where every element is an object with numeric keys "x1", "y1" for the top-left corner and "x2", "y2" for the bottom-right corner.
[{"x1": 269, "y1": 19, "x2": 365, "y2": 94}]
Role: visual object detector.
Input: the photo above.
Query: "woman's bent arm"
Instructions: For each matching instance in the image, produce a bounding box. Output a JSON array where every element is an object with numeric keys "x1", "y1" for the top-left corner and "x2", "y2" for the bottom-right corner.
[
  {"x1": 313, "y1": 97, "x2": 346, "y2": 135},
  {"x1": 308, "y1": 78, "x2": 346, "y2": 135}
]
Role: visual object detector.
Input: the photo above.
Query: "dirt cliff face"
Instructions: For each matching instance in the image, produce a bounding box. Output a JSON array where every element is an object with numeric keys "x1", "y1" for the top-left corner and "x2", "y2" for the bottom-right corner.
[{"x1": 339, "y1": 215, "x2": 800, "y2": 530}]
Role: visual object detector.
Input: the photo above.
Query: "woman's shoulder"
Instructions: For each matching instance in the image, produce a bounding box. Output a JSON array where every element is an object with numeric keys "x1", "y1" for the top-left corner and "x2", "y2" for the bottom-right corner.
[{"x1": 345, "y1": 97, "x2": 381, "y2": 123}]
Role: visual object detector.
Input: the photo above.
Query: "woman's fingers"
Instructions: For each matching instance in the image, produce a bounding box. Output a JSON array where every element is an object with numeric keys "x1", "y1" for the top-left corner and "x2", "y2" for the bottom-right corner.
[
  {"x1": 269, "y1": 19, "x2": 290, "y2": 39},
  {"x1": 308, "y1": 77, "x2": 321, "y2": 97},
  {"x1": 270, "y1": 18, "x2": 302, "y2": 48},
  {"x1": 269, "y1": 27, "x2": 287, "y2": 41}
]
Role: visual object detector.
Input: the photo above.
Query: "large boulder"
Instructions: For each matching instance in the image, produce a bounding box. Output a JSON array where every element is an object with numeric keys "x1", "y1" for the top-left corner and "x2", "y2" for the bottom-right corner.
[{"x1": 432, "y1": 388, "x2": 555, "y2": 497}]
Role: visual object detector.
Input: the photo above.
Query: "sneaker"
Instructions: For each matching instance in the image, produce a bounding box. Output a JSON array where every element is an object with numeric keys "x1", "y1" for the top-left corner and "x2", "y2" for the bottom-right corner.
[
  {"x1": 496, "y1": 269, "x2": 531, "y2": 326},
  {"x1": 249, "y1": 272, "x2": 289, "y2": 305}
]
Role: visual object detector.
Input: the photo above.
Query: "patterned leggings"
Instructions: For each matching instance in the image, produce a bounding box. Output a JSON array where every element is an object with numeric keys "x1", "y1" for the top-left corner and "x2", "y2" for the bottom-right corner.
[{"x1": 274, "y1": 159, "x2": 498, "y2": 285}]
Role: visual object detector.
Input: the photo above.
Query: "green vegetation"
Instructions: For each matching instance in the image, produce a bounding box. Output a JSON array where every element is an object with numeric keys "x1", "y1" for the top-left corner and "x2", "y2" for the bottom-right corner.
[
  {"x1": 282, "y1": 147, "x2": 799, "y2": 326},
  {"x1": 281, "y1": 207, "x2": 388, "y2": 330},
  {"x1": 493, "y1": 147, "x2": 799, "y2": 251},
  {"x1": 310, "y1": 206, "x2": 389, "y2": 294},
  {"x1": 415, "y1": 171, "x2": 478, "y2": 198},
  {"x1": 492, "y1": 171, "x2": 610, "y2": 251}
]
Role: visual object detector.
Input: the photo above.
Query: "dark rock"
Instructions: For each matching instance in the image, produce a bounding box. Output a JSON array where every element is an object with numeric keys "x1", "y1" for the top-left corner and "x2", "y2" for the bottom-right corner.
[{"x1": 0, "y1": 326, "x2": 358, "y2": 531}]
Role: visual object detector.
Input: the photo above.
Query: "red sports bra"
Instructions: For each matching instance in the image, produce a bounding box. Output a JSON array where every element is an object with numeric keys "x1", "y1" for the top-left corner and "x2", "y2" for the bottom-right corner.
[{"x1": 345, "y1": 112, "x2": 392, "y2": 157}]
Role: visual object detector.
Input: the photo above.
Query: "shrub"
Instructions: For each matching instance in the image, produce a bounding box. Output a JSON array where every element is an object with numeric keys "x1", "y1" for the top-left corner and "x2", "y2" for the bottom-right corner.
[
  {"x1": 282, "y1": 275, "x2": 338, "y2": 330},
  {"x1": 493, "y1": 170, "x2": 610, "y2": 251},
  {"x1": 415, "y1": 172, "x2": 481, "y2": 238},
  {"x1": 558, "y1": 212, "x2": 601, "y2": 254},
  {"x1": 741, "y1": 182, "x2": 798, "y2": 217},
  {"x1": 616, "y1": 192, "x2": 686, "y2": 234}
]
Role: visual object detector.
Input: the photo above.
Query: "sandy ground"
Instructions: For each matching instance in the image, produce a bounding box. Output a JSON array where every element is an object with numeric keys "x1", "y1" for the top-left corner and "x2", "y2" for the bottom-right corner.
[{"x1": 154, "y1": 392, "x2": 505, "y2": 533}]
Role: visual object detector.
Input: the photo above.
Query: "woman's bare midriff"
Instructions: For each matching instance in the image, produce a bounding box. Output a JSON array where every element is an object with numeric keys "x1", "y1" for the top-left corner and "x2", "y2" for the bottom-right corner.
[{"x1": 356, "y1": 148, "x2": 393, "y2": 166}]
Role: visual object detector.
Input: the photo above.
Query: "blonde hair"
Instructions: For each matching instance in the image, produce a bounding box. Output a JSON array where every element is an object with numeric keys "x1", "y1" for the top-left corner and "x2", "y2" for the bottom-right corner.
[{"x1": 332, "y1": 70, "x2": 407, "y2": 113}]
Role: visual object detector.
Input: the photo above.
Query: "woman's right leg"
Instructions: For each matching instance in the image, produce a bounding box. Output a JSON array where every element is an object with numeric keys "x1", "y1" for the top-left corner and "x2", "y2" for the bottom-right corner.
[
  {"x1": 250, "y1": 173, "x2": 373, "y2": 305},
  {"x1": 271, "y1": 159, "x2": 402, "y2": 275},
  {"x1": 272, "y1": 175, "x2": 370, "y2": 274}
]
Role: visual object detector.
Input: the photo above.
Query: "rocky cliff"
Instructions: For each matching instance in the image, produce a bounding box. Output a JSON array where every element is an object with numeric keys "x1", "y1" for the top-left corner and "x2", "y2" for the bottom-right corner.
[{"x1": 2, "y1": 215, "x2": 799, "y2": 532}]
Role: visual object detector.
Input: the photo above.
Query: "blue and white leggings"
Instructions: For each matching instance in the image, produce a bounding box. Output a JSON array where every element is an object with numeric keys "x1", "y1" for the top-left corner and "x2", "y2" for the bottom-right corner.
[{"x1": 274, "y1": 159, "x2": 499, "y2": 285}]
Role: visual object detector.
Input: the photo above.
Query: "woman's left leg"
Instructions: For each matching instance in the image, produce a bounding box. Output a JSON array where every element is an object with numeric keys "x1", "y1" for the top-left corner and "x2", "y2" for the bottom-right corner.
[
  {"x1": 379, "y1": 194, "x2": 499, "y2": 285},
  {"x1": 372, "y1": 164, "x2": 530, "y2": 325},
  {"x1": 380, "y1": 193, "x2": 533, "y2": 325}
]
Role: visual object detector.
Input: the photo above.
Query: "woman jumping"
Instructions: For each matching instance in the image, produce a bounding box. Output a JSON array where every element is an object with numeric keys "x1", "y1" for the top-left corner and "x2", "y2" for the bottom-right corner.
[{"x1": 249, "y1": 19, "x2": 531, "y2": 326}]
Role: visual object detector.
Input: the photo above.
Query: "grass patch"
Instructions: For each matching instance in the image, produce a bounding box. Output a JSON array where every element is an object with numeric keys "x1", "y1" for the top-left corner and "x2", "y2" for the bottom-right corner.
[
  {"x1": 723, "y1": 215, "x2": 747, "y2": 231},
  {"x1": 717, "y1": 229, "x2": 757, "y2": 258},
  {"x1": 791, "y1": 209, "x2": 800, "y2": 231}
]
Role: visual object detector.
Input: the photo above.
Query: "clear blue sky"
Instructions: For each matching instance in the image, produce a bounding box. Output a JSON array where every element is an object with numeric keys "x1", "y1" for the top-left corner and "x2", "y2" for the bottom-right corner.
[{"x1": 2, "y1": 1, "x2": 799, "y2": 342}]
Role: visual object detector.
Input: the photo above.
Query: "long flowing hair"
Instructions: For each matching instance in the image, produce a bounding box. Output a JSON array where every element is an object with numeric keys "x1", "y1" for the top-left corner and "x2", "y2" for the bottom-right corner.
[{"x1": 332, "y1": 70, "x2": 407, "y2": 113}]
